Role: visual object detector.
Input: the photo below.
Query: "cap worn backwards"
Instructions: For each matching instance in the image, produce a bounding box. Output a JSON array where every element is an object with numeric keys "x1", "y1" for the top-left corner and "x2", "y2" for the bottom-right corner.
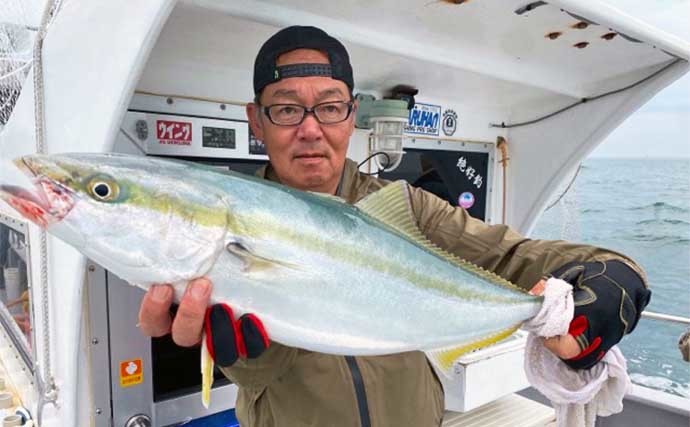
[{"x1": 253, "y1": 25, "x2": 354, "y2": 95}]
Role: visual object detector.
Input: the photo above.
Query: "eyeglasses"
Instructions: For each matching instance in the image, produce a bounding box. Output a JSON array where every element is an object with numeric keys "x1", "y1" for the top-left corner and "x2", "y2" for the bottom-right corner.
[{"x1": 262, "y1": 101, "x2": 354, "y2": 126}]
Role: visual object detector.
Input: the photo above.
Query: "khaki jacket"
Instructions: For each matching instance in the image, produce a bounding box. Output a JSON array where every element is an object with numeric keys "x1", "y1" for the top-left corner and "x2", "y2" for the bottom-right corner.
[{"x1": 220, "y1": 158, "x2": 645, "y2": 427}]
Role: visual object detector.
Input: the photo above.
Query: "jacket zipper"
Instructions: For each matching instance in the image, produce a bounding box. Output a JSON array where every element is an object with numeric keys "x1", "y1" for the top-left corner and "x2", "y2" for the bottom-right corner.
[{"x1": 345, "y1": 356, "x2": 371, "y2": 427}]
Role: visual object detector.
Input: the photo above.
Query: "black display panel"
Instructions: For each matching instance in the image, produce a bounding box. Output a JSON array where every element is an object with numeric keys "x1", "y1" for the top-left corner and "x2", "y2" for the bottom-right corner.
[
  {"x1": 249, "y1": 128, "x2": 267, "y2": 155},
  {"x1": 202, "y1": 126, "x2": 236, "y2": 149},
  {"x1": 380, "y1": 148, "x2": 489, "y2": 221},
  {"x1": 152, "y1": 332, "x2": 229, "y2": 401}
]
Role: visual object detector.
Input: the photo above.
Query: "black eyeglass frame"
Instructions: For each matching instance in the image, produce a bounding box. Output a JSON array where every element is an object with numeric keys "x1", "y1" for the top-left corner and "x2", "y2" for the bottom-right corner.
[{"x1": 261, "y1": 101, "x2": 355, "y2": 126}]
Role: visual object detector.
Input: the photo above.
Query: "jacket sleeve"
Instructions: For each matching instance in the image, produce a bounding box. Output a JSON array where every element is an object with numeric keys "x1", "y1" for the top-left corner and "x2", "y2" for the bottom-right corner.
[
  {"x1": 219, "y1": 341, "x2": 299, "y2": 391},
  {"x1": 408, "y1": 185, "x2": 647, "y2": 291}
]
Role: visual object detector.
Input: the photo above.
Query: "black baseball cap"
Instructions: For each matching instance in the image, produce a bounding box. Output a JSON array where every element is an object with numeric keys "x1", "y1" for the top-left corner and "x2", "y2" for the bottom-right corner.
[{"x1": 253, "y1": 25, "x2": 354, "y2": 96}]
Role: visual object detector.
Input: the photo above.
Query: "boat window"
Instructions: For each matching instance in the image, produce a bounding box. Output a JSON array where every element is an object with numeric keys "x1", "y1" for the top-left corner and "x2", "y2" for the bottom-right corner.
[
  {"x1": 0, "y1": 217, "x2": 34, "y2": 368},
  {"x1": 380, "y1": 148, "x2": 490, "y2": 221}
]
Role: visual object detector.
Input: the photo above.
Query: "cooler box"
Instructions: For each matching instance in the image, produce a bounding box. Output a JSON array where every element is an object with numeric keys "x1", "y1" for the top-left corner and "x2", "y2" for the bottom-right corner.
[{"x1": 436, "y1": 331, "x2": 530, "y2": 412}]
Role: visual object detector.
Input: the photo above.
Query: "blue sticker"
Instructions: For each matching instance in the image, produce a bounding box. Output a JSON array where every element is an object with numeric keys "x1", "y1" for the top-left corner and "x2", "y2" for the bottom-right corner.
[
  {"x1": 459, "y1": 192, "x2": 475, "y2": 209},
  {"x1": 405, "y1": 103, "x2": 441, "y2": 136}
]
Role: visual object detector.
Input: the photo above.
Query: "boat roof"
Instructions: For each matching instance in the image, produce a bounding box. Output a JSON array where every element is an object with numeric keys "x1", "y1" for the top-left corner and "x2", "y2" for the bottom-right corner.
[{"x1": 174, "y1": 0, "x2": 690, "y2": 107}]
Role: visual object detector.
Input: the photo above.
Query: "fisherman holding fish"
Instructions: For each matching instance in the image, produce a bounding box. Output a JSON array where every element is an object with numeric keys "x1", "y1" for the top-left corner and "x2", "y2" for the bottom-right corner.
[{"x1": 136, "y1": 26, "x2": 650, "y2": 426}]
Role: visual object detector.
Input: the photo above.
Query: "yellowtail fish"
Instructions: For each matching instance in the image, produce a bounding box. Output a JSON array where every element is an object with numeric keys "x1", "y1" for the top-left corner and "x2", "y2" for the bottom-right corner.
[{"x1": 0, "y1": 153, "x2": 542, "y2": 406}]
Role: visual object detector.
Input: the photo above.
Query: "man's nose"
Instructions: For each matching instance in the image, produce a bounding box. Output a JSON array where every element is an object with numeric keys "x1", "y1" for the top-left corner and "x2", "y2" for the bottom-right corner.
[{"x1": 296, "y1": 113, "x2": 323, "y2": 141}]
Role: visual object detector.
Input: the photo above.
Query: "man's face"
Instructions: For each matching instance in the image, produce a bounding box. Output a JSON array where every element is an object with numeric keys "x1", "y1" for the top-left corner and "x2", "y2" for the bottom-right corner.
[{"x1": 247, "y1": 49, "x2": 355, "y2": 194}]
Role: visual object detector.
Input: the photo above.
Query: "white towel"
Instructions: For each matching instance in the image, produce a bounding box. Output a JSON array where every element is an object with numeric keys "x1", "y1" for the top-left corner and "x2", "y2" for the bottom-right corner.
[{"x1": 523, "y1": 278, "x2": 632, "y2": 427}]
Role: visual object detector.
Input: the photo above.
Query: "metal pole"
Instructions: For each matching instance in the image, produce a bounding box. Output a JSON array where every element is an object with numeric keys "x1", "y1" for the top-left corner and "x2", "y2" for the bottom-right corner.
[{"x1": 641, "y1": 311, "x2": 690, "y2": 326}]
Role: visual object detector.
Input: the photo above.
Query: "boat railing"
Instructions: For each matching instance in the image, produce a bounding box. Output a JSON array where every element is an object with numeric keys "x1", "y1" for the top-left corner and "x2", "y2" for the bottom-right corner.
[{"x1": 641, "y1": 311, "x2": 690, "y2": 326}]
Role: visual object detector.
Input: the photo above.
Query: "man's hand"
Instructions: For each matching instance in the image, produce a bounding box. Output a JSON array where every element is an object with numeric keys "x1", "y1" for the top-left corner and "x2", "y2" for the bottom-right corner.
[
  {"x1": 204, "y1": 303, "x2": 270, "y2": 366},
  {"x1": 138, "y1": 278, "x2": 270, "y2": 366},
  {"x1": 532, "y1": 260, "x2": 651, "y2": 369},
  {"x1": 529, "y1": 279, "x2": 581, "y2": 359},
  {"x1": 138, "y1": 278, "x2": 212, "y2": 346}
]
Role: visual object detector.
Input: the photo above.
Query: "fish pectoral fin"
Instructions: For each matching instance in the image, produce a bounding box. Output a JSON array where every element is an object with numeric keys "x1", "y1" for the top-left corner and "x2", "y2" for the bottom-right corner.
[
  {"x1": 226, "y1": 242, "x2": 299, "y2": 273},
  {"x1": 424, "y1": 325, "x2": 521, "y2": 378},
  {"x1": 201, "y1": 331, "x2": 214, "y2": 409}
]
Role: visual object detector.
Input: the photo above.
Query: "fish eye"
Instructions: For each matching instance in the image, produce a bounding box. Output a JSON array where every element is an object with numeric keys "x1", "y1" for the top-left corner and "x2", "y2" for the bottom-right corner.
[
  {"x1": 87, "y1": 177, "x2": 120, "y2": 202},
  {"x1": 93, "y1": 182, "x2": 111, "y2": 198}
]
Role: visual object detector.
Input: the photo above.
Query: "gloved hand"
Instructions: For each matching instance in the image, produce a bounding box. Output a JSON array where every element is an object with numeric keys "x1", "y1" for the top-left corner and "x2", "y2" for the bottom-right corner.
[
  {"x1": 550, "y1": 260, "x2": 651, "y2": 369},
  {"x1": 204, "y1": 304, "x2": 270, "y2": 367}
]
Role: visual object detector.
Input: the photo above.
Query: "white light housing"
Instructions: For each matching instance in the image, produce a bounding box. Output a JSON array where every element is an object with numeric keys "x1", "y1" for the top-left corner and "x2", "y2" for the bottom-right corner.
[{"x1": 370, "y1": 116, "x2": 407, "y2": 171}]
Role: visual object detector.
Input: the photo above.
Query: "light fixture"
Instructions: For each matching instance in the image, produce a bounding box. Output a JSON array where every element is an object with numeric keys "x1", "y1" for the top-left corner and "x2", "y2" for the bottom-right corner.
[
  {"x1": 355, "y1": 95, "x2": 409, "y2": 172},
  {"x1": 369, "y1": 114, "x2": 407, "y2": 171}
]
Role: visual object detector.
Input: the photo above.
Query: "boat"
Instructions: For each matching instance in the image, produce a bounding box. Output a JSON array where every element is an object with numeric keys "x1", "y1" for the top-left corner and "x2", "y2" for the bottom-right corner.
[{"x1": 0, "y1": 1, "x2": 688, "y2": 426}]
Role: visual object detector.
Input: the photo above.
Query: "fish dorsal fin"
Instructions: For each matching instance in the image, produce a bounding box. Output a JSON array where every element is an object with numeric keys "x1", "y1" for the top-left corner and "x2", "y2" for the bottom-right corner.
[
  {"x1": 355, "y1": 180, "x2": 422, "y2": 240},
  {"x1": 308, "y1": 191, "x2": 347, "y2": 204},
  {"x1": 355, "y1": 180, "x2": 524, "y2": 293}
]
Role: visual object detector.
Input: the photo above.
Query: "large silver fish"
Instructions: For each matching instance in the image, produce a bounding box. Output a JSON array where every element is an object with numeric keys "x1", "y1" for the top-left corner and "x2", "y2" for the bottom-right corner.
[{"x1": 0, "y1": 153, "x2": 542, "y2": 404}]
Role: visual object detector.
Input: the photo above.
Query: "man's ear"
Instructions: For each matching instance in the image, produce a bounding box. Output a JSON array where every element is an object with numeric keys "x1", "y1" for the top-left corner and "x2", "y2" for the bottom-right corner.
[{"x1": 246, "y1": 103, "x2": 264, "y2": 141}]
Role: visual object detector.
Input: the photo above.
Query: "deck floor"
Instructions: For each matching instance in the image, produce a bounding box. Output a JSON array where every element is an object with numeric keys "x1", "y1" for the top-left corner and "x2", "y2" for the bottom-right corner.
[{"x1": 443, "y1": 393, "x2": 555, "y2": 427}]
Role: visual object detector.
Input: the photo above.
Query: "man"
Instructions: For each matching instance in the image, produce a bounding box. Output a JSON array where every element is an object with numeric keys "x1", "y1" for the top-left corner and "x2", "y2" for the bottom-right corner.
[{"x1": 138, "y1": 26, "x2": 650, "y2": 426}]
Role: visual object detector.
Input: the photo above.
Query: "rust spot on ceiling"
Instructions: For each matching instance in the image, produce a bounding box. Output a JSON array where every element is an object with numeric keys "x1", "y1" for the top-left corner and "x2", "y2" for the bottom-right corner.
[
  {"x1": 572, "y1": 22, "x2": 589, "y2": 30},
  {"x1": 573, "y1": 42, "x2": 590, "y2": 49},
  {"x1": 545, "y1": 32, "x2": 563, "y2": 40},
  {"x1": 601, "y1": 32, "x2": 617, "y2": 40}
]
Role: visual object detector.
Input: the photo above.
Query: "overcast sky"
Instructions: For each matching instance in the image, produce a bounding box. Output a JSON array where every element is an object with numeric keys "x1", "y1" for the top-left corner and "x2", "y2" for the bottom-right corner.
[{"x1": 591, "y1": 0, "x2": 690, "y2": 158}]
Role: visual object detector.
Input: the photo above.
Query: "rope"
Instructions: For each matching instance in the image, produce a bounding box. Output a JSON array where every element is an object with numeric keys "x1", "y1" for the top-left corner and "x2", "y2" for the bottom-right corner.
[
  {"x1": 32, "y1": 0, "x2": 62, "y2": 421},
  {"x1": 544, "y1": 164, "x2": 582, "y2": 212}
]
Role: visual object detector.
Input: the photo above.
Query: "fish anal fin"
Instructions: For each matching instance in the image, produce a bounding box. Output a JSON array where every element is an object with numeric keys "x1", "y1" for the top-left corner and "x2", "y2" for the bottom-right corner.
[
  {"x1": 425, "y1": 324, "x2": 521, "y2": 378},
  {"x1": 355, "y1": 181, "x2": 525, "y2": 293}
]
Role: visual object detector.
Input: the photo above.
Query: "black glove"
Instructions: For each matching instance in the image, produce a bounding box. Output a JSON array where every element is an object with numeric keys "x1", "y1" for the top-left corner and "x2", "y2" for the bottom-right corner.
[
  {"x1": 550, "y1": 260, "x2": 651, "y2": 370},
  {"x1": 204, "y1": 304, "x2": 270, "y2": 367}
]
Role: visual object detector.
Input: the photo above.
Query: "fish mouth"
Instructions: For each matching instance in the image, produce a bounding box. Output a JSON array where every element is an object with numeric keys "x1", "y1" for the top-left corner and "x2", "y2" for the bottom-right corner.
[{"x1": 0, "y1": 156, "x2": 76, "y2": 228}]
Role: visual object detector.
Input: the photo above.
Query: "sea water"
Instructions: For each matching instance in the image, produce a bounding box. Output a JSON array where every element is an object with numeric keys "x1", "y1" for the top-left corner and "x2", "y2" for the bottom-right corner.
[{"x1": 532, "y1": 157, "x2": 690, "y2": 398}]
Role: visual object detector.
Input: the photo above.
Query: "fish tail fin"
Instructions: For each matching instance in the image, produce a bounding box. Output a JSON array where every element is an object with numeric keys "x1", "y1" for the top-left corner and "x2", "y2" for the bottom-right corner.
[
  {"x1": 425, "y1": 324, "x2": 521, "y2": 378},
  {"x1": 201, "y1": 331, "x2": 214, "y2": 408}
]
